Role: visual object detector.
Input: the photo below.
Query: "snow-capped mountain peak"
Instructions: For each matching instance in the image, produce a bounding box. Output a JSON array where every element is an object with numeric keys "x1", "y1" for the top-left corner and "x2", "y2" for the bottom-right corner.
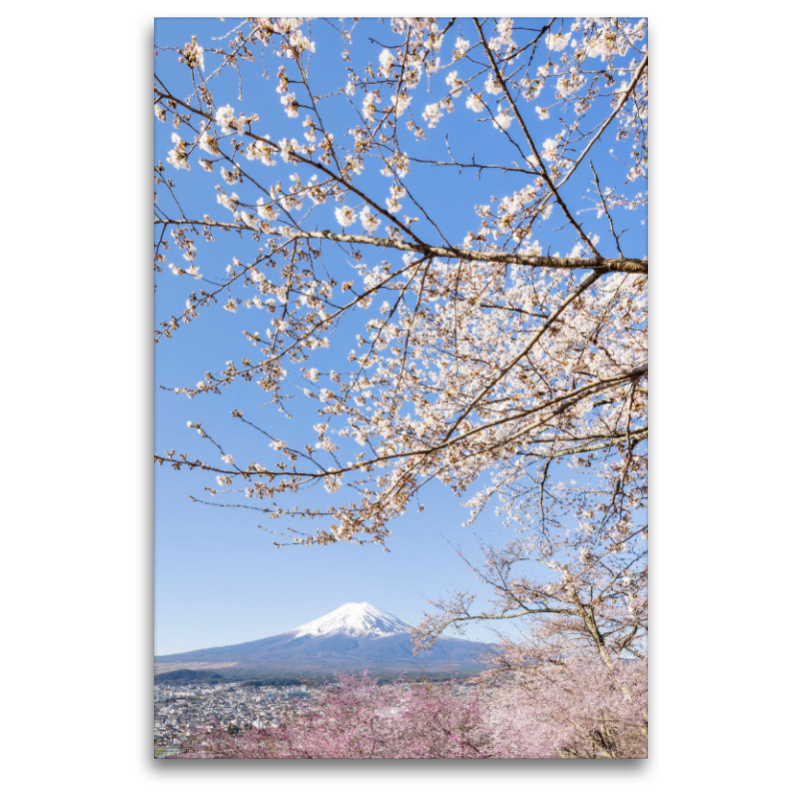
[
  {"x1": 291, "y1": 602, "x2": 411, "y2": 639},
  {"x1": 156, "y1": 601, "x2": 487, "y2": 676}
]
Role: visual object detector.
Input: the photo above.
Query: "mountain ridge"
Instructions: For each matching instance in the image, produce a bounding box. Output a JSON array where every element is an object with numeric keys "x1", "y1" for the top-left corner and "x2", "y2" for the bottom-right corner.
[{"x1": 155, "y1": 602, "x2": 488, "y2": 677}]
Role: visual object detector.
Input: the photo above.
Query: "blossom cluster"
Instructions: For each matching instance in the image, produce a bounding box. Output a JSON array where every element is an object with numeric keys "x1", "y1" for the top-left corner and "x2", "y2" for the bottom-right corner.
[{"x1": 176, "y1": 663, "x2": 647, "y2": 759}]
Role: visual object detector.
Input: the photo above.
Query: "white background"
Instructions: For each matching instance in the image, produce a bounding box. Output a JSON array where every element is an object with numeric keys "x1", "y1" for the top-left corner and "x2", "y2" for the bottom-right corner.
[{"x1": 2, "y1": 2, "x2": 797, "y2": 797}]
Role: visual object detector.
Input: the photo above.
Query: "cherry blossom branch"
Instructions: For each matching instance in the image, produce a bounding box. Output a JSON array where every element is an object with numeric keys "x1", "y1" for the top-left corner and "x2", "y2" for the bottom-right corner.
[
  {"x1": 443, "y1": 269, "x2": 604, "y2": 440},
  {"x1": 556, "y1": 54, "x2": 648, "y2": 190},
  {"x1": 473, "y1": 18, "x2": 602, "y2": 259},
  {"x1": 154, "y1": 218, "x2": 648, "y2": 274},
  {"x1": 153, "y1": 84, "x2": 425, "y2": 246},
  {"x1": 155, "y1": 365, "x2": 647, "y2": 488},
  {"x1": 589, "y1": 161, "x2": 626, "y2": 258}
]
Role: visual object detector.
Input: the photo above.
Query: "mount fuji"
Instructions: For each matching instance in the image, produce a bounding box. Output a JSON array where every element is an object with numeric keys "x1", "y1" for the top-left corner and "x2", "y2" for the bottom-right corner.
[{"x1": 155, "y1": 602, "x2": 488, "y2": 678}]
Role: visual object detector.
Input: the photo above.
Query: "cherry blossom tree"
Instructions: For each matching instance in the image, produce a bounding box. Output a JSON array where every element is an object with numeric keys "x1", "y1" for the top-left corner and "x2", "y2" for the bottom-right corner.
[
  {"x1": 411, "y1": 523, "x2": 648, "y2": 757},
  {"x1": 176, "y1": 668, "x2": 646, "y2": 758},
  {"x1": 177, "y1": 674, "x2": 497, "y2": 758},
  {"x1": 155, "y1": 16, "x2": 648, "y2": 720}
]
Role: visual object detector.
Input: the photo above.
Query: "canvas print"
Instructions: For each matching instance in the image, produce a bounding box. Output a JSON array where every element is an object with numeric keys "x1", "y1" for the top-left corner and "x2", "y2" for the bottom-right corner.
[{"x1": 154, "y1": 16, "x2": 648, "y2": 759}]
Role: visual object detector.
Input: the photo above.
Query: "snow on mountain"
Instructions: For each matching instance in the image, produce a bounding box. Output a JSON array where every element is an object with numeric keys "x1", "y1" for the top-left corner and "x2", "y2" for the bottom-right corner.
[
  {"x1": 155, "y1": 601, "x2": 489, "y2": 677},
  {"x1": 290, "y1": 602, "x2": 410, "y2": 639}
]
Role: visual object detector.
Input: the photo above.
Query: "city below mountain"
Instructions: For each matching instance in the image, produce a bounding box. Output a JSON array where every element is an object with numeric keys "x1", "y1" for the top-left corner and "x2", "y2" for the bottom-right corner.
[{"x1": 155, "y1": 602, "x2": 488, "y2": 679}]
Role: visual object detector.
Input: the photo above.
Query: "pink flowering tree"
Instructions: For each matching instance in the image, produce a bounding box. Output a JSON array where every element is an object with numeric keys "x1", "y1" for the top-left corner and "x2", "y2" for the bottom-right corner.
[
  {"x1": 155, "y1": 17, "x2": 648, "y2": 751},
  {"x1": 409, "y1": 526, "x2": 648, "y2": 757},
  {"x1": 178, "y1": 674, "x2": 498, "y2": 758},
  {"x1": 177, "y1": 668, "x2": 646, "y2": 759}
]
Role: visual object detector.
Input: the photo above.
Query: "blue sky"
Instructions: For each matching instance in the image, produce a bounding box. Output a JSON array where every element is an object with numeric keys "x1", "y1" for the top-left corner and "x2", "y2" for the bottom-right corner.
[{"x1": 154, "y1": 17, "x2": 647, "y2": 655}]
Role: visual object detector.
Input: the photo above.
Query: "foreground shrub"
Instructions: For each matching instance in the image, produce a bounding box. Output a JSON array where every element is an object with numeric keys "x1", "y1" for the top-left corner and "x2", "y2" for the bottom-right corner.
[{"x1": 177, "y1": 660, "x2": 647, "y2": 759}]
